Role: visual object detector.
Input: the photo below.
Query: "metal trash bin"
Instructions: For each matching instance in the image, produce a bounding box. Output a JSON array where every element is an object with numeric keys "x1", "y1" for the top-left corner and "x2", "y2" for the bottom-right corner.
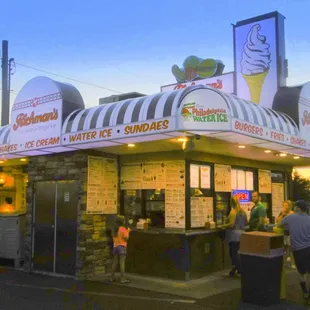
[{"x1": 239, "y1": 232, "x2": 284, "y2": 306}]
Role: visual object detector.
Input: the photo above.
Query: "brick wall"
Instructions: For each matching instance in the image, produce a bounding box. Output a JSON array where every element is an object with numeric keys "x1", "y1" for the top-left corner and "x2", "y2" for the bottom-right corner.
[{"x1": 24, "y1": 151, "x2": 115, "y2": 279}]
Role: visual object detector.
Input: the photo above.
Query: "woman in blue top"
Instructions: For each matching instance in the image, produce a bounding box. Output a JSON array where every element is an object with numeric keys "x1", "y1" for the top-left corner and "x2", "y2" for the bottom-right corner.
[{"x1": 219, "y1": 196, "x2": 248, "y2": 276}]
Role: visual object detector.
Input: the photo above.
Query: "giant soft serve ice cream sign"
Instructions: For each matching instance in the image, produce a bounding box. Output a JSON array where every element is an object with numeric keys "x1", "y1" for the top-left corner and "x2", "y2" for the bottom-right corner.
[
  {"x1": 240, "y1": 24, "x2": 271, "y2": 104},
  {"x1": 234, "y1": 12, "x2": 287, "y2": 108}
]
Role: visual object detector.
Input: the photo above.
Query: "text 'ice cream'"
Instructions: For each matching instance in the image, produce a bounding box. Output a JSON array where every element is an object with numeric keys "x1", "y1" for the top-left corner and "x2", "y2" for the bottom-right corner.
[{"x1": 241, "y1": 24, "x2": 271, "y2": 104}]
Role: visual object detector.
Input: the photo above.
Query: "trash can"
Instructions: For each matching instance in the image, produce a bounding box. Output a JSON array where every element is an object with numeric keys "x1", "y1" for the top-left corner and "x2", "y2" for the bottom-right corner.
[{"x1": 239, "y1": 232, "x2": 284, "y2": 306}]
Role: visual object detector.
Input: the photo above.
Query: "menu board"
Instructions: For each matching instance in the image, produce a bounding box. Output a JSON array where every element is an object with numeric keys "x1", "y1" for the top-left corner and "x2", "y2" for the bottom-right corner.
[
  {"x1": 237, "y1": 170, "x2": 246, "y2": 190},
  {"x1": 141, "y1": 162, "x2": 166, "y2": 189},
  {"x1": 200, "y1": 166, "x2": 211, "y2": 189},
  {"x1": 191, "y1": 197, "x2": 214, "y2": 228},
  {"x1": 87, "y1": 156, "x2": 118, "y2": 214},
  {"x1": 272, "y1": 183, "x2": 284, "y2": 217},
  {"x1": 214, "y1": 164, "x2": 231, "y2": 192},
  {"x1": 231, "y1": 169, "x2": 237, "y2": 190},
  {"x1": 245, "y1": 171, "x2": 254, "y2": 191},
  {"x1": 120, "y1": 164, "x2": 142, "y2": 189},
  {"x1": 259, "y1": 169, "x2": 272, "y2": 193},
  {"x1": 190, "y1": 164, "x2": 199, "y2": 188},
  {"x1": 165, "y1": 161, "x2": 185, "y2": 228}
]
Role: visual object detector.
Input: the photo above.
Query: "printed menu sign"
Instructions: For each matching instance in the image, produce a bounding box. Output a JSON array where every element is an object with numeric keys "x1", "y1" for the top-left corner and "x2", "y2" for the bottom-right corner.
[
  {"x1": 200, "y1": 166, "x2": 211, "y2": 189},
  {"x1": 141, "y1": 162, "x2": 166, "y2": 189},
  {"x1": 191, "y1": 197, "x2": 214, "y2": 228},
  {"x1": 272, "y1": 183, "x2": 284, "y2": 217},
  {"x1": 214, "y1": 164, "x2": 231, "y2": 192},
  {"x1": 190, "y1": 164, "x2": 199, "y2": 188},
  {"x1": 231, "y1": 169, "x2": 237, "y2": 190},
  {"x1": 237, "y1": 170, "x2": 246, "y2": 190},
  {"x1": 120, "y1": 164, "x2": 142, "y2": 189},
  {"x1": 87, "y1": 156, "x2": 118, "y2": 214},
  {"x1": 165, "y1": 161, "x2": 185, "y2": 228},
  {"x1": 259, "y1": 169, "x2": 272, "y2": 193},
  {"x1": 245, "y1": 171, "x2": 254, "y2": 190}
]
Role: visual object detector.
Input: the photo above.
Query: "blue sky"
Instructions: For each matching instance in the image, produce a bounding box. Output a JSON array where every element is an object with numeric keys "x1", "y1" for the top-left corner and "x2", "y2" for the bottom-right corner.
[{"x1": 1, "y1": 0, "x2": 310, "y2": 110}]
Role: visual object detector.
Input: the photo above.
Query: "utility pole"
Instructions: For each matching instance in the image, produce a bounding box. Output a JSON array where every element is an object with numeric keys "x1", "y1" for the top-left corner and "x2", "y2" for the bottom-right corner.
[{"x1": 1, "y1": 40, "x2": 9, "y2": 126}]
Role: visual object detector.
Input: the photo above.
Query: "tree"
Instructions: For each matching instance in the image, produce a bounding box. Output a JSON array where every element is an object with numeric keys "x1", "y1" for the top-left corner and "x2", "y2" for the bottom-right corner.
[{"x1": 292, "y1": 171, "x2": 310, "y2": 202}]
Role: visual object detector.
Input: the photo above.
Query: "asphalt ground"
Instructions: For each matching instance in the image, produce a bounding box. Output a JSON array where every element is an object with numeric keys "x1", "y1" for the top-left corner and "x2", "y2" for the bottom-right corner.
[{"x1": 0, "y1": 267, "x2": 308, "y2": 310}]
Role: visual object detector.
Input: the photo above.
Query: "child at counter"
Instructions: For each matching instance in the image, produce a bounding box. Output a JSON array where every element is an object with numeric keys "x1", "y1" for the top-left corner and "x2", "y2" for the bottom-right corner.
[{"x1": 110, "y1": 215, "x2": 130, "y2": 284}]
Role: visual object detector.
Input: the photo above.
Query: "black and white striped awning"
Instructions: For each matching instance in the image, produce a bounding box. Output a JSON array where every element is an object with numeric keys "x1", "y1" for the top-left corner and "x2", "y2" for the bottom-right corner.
[
  {"x1": 62, "y1": 85, "x2": 299, "y2": 137},
  {"x1": 220, "y1": 92, "x2": 299, "y2": 136},
  {"x1": 62, "y1": 88, "x2": 192, "y2": 134},
  {"x1": 0, "y1": 126, "x2": 10, "y2": 145}
]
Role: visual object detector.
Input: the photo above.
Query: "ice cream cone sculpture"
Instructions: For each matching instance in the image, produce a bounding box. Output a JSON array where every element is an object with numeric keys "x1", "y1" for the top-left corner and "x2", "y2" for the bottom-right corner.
[
  {"x1": 242, "y1": 71, "x2": 269, "y2": 104},
  {"x1": 240, "y1": 24, "x2": 271, "y2": 105}
]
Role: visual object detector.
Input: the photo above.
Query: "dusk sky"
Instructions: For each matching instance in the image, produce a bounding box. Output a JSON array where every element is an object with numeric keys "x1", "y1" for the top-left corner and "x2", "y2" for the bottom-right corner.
[{"x1": 1, "y1": 0, "x2": 310, "y2": 111}]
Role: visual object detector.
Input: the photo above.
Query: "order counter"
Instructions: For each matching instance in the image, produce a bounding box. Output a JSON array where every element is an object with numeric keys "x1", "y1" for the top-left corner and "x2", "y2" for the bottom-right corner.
[{"x1": 125, "y1": 228, "x2": 230, "y2": 280}]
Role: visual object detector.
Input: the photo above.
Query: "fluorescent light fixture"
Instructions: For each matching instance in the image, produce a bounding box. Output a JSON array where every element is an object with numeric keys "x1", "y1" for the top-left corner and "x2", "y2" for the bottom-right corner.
[
  {"x1": 20, "y1": 158, "x2": 27, "y2": 162},
  {"x1": 279, "y1": 153, "x2": 287, "y2": 157},
  {"x1": 128, "y1": 144, "x2": 135, "y2": 147},
  {"x1": 264, "y1": 150, "x2": 271, "y2": 153},
  {"x1": 0, "y1": 160, "x2": 4, "y2": 164},
  {"x1": 294, "y1": 156, "x2": 300, "y2": 159},
  {"x1": 238, "y1": 145, "x2": 246, "y2": 149}
]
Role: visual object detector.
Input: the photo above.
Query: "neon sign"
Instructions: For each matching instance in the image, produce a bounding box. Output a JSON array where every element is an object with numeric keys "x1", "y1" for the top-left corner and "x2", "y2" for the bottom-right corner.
[{"x1": 232, "y1": 190, "x2": 251, "y2": 203}]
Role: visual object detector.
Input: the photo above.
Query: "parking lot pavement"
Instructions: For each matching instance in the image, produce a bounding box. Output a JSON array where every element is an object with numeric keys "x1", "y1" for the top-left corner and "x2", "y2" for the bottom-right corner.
[{"x1": 0, "y1": 267, "x2": 309, "y2": 310}]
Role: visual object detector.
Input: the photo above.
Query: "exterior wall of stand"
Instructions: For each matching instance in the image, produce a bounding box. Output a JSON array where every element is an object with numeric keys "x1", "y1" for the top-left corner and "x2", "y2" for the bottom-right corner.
[{"x1": 24, "y1": 150, "x2": 116, "y2": 279}]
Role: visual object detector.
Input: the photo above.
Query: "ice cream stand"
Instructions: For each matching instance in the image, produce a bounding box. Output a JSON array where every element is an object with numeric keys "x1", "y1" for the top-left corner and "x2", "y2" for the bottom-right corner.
[{"x1": 0, "y1": 11, "x2": 309, "y2": 280}]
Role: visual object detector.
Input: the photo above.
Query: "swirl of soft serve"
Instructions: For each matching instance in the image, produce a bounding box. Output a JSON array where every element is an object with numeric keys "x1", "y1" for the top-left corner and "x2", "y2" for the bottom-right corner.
[{"x1": 241, "y1": 24, "x2": 271, "y2": 75}]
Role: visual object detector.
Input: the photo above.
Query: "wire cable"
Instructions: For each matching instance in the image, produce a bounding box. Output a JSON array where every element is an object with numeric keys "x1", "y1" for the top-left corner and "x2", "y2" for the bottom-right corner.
[
  {"x1": 0, "y1": 89, "x2": 17, "y2": 96},
  {"x1": 15, "y1": 62, "x2": 123, "y2": 94}
]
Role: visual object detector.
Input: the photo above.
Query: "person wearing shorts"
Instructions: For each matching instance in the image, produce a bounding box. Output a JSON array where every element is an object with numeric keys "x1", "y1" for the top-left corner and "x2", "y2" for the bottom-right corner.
[
  {"x1": 276, "y1": 200, "x2": 295, "y2": 269},
  {"x1": 110, "y1": 216, "x2": 130, "y2": 284},
  {"x1": 279, "y1": 200, "x2": 310, "y2": 300},
  {"x1": 218, "y1": 196, "x2": 247, "y2": 276}
]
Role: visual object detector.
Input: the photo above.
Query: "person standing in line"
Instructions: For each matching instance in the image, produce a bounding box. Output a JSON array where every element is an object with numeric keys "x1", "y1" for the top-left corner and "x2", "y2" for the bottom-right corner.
[
  {"x1": 219, "y1": 196, "x2": 247, "y2": 276},
  {"x1": 249, "y1": 191, "x2": 266, "y2": 231},
  {"x1": 278, "y1": 200, "x2": 310, "y2": 300},
  {"x1": 276, "y1": 200, "x2": 295, "y2": 269},
  {"x1": 110, "y1": 215, "x2": 130, "y2": 284}
]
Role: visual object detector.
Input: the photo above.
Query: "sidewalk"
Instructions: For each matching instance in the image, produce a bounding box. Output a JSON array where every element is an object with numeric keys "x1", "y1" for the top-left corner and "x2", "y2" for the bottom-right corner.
[
  {"x1": 92, "y1": 267, "x2": 310, "y2": 309},
  {"x1": 92, "y1": 270, "x2": 241, "y2": 299}
]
